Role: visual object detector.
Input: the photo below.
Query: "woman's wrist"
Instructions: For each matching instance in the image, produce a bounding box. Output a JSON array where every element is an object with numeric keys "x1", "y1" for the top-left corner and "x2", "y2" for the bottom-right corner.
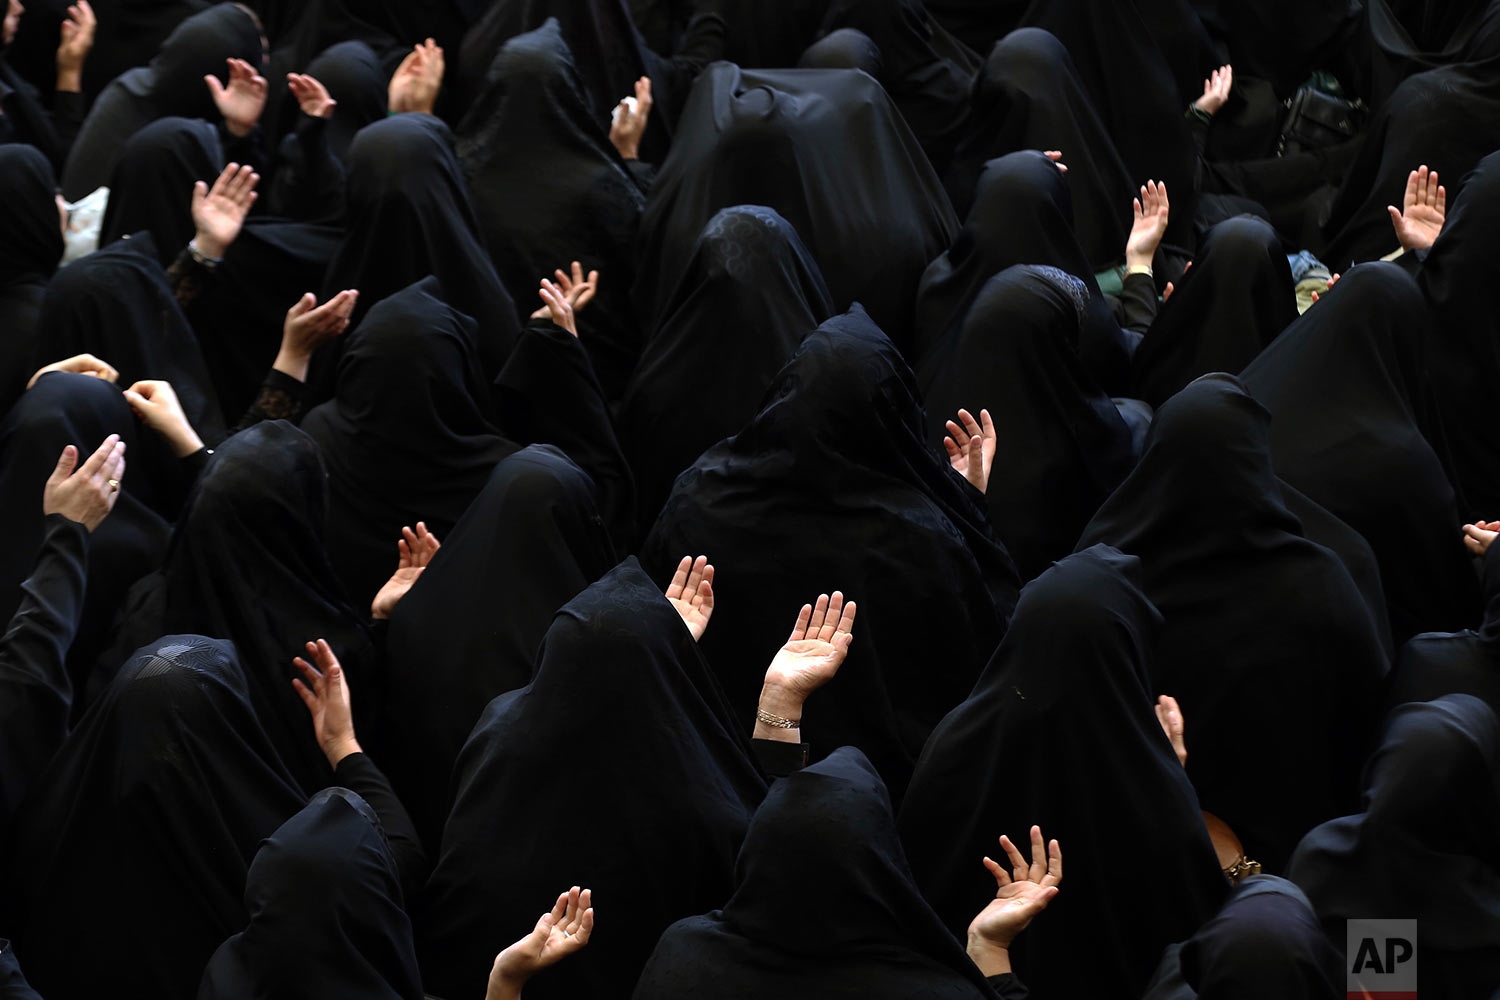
[
  {"x1": 56, "y1": 67, "x2": 83, "y2": 92},
  {"x1": 965, "y1": 937, "x2": 1012, "y2": 978},
  {"x1": 272, "y1": 347, "x2": 312, "y2": 383},
  {"x1": 323, "y1": 737, "x2": 362, "y2": 769},
  {"x1": 166, "y1": 425, "x2": 205, "y2": 458},
  {"x1": 754, "y1": 684, "x2": 804, "y2": 744}
]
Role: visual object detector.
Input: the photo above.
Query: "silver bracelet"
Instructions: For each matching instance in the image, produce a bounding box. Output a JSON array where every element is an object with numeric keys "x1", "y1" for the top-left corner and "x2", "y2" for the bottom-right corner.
[{"x1": 756, "y1": 708, "x2": 800, "y2": 730}]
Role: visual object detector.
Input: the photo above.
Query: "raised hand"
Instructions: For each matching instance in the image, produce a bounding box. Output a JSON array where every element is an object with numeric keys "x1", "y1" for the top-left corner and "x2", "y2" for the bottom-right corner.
[
  {"x1": 609, "y1": 76, "x2": 653, "y2": 160},
  {"x1": 55, "y1": 0, "x2": 96, "y2": 91},
  {"x1": 27, "y1": 352, "x2": 118, "y2": 390},
  {"x1": 1042, "y1": 149, "x2": 1068, "y2": 174},
  {"x1": 487, "y1": 887, "x2": 594, "y2": 1000},
  {"x1": 191, "y1": 162, "x2": 260, "y2": 260},
  {"x1": 666, "y1": 555, "x2": 715, "y2": 641},
  {"x1": 529, "y1": 261, "x2": 600, "y2": 319},
  {"x1": 944, "y1": 407, "x2": 996, "y2": 494},
  {"x1": 1126, "y1": 180, "x2": 1170, "y2": 270},
  {"x1": 372, "y1": 522, "x2": 442, "y2": 620},
  {"x1": 762, "y1": 592, "x2": 857, "y2": 706},
  {"x1": 291, "y1": 638, "x2": 361, "y2": 767},
  {"x1": 966, "y1": 826, "x2": 1062, "y2": 976},
  {"x1": 207, "y1": 57, "x2": 268, "y2": 137},
  {"x1": 1155, "y1": 694, "x2": 1187, "y2": 767},
  {"x1": 1388, "y1": 165, "x2": 1446, "y2": 252},
  {"x1": 278, "y1": 289, "x2": 358, "y2": 380},
  {"x1": 388, "y1": 38, "x2": 444, "y2": 115},
  {"x1": 536, "y1": 278, "x2": 579, "y2": 337},
  {"x1": 1194, "y1": 64, "x2": 1233, "y2": 116},
  {"x1": 121, "y1": 379, "x2": 204, "y2": 457},
  {"x1": 287, "y1": 72, "x2": 336, "y2": 119},
  {"x1": 1463, "y1": 520, "x2": 1500, "y2": 556},
  {"x1": 43, "y1": 434, "x2": 125, "y2": 531}
]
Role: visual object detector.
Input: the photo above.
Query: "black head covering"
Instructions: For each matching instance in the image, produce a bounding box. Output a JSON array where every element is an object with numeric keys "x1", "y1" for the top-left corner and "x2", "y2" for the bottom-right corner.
[
  {"x1": 944, "y1": 28, "x2": 1133, "y2": 265},
  {"x1": 102, "y1": 421, "x2": 374, "y2": 795},
  {"x1": 1318, "y1": 5, "x2": 1500, "y2": 267},
  {"x1": 1241, "y1": 262, "x2": 1481, "y2": 644},
  {"x1": 99, "y1": 115, "x2": 223, "y2": 265},
  {"x1": 455, "y1": 19, "x2": 647, "y2": 399},
  {"x1": 36, "y1": 233, "x2": 227, "y2": 449},
  {"x1": 1419, "y1": 148, "x2": 1500, "y2": 520},
  {"x1": 636, "y1": 746, "x2": 997, "y2": 1000},
  {"x1": 199, "y1": 788, "x2": 424, "y2": 1000},
  {"x1": 0, "y1": 145, "x2": 63, "y2": 412},
  {"x1": 919, "y1": 264, "x2": 1135, "y2": 582},
  {"x1": 416, "y1": 557, "x2": 767, "y2": 1000},
  {"x1": 1288, "y1": 694, "x2": 1500, "y2": 998},
  {"x1": 6, "y1": 636, "x2": 305, "y2": 999},
  {"x1": 1131, "y1": 215, "x2": 1296, "y2": 409},
  {"x1": 302, "y1": 277, "x2": 520, "y2": 609},
  {"x1": 1143, "y1": 876, "x2": 1344, "y2": 1000},
  {"x1": 617, "y1": 204, "x2": 834, "y2": 529},
  {"x1": 60, "y1": 4, "x2": 264, "y2": 199},
  {"x1": 898, "y1": 545, "x2": 1227, "y2": 998},
  {"x1": 458, "y1": 0, "x2": 671, "y2": 162},
  {"x1": 300, "y1": 40, "x2": 390, "y2": 159},
  {"x1": 641, "y1": 305, "x2": 1019, "y2": 797},
  {"x1": 320, "y1": 114, "x2": 521, "y2": 381},
  {"x1": 1076, "y1": 375, "x2": 1390, "y2": 871},
  {"x1": 1388, "y1": 543, "x2": 1500, "y2": 717},
  {"x1": 634, "y1": 63, "x2": 958, "y2": 353},
  {"x1": 913, "y1": 150, "x2": 1132, "y2": 391},
  {"x1": 381, "y1": 444, "x2": 617, "y2": 851},
  {"x1": 0, "y1": 373, "x2": 170, "y2": 690}
]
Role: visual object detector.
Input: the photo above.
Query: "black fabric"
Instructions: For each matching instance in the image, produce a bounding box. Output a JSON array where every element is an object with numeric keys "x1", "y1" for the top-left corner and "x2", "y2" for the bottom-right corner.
[
  {"x1": 636, "y1": 746, "x2": 997, "y2": 1000},
  {"x1": 634, "y1": 63, "x2": 958, "y2": 354},
  {"x1": 5, "y1": 636, "x2": 306, "y2": 999},
  {"x1": 0, "y1": 373, "x2": 171, "y2": 695},
  {"x1": 0, "y1": 145, "x2": 63, "y2": 413},
  {"x1": 457, "y1": 0, "x2": 672, "y2": 162},
  {"x1": 617, "y1": 205, "x2": 834, "y2": 530},
  {"x1": 302, "y1": 277, "x2": 520, "y2": 611},
  {"x1": 1189, "y1": 0, "x2": 1356, "y2": 97},
  {"x1": 99, "y1": 115, "x2": 222, "y2": 266},
  {"x1": 1076, "y1": 375, "x2": 1389, "y2": 872},
  {"x1": 416, "y1": 557, "x2": 767, "y2": 1000},
  {"x1": 1131, "y1": 215, "x2": 1296, "y2": 409},
  {"x1": 0, "y1": 515, "x2": 88, "y2": 835},
  {"x1": 102, "y1": 421, "x2": 375, "y2": 796},
  {"x1": 913, "y1": 151, "x2": 1134, "y2": 392},
  {"x1": 381, "y1": 444, "x2": 617, "y2": 852},
  {"x1": 944, "y1": 28, "x2": 1133, "y2": 267},
  {"x1": 59, "y1": 4, "x2": 264, "y2": 200},
  {"x1": 1418, "y1": 148, "x2": 1500, "y2": 520},
  {"x1": 1287, "y1": 694, "x2": 1500, "y2": 1000},
  {"x1": 1143, "y1": 876, "x2": 1344, "y2": 1000},
  {"x1": 1318, "y1": 5, "x2": 1500, "y2": 268},
  {"x1": 455, "y1": 19, "x2": 647, "y2": 399},
  {"x1": 812, "y1": 0, "x2": 979, "y2": 178},
  {"x1": 36, "y1": 233, "x2": 227, "y2": 450},
  {"x1": 0, "y1": 55, "x2": 69, "y2": 174},
  {"x1": 641, "y1": 306, "x2": 1019, "y2": 797},
  {"x1": 1388, "y1": 543, "x2": 1500, "y2": 716},
  {"x1": 918, "y1": 264, "x2": 1134, "y2": 582},
  {"x1": 898, "y1": 545, "x2": 1227, "y2": 998},
  {"x1": 1241, "y1": 262, "x2": 1481, "y2": 644},
  {"x1": 319, "y1": 114, "x2": 521, "y2": 385},
  {"x1": 198, "y1": 787, "x2": 424, "y2": 1000}
]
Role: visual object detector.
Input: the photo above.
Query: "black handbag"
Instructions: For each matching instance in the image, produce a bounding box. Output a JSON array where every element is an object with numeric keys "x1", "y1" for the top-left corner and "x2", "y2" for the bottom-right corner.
[{"x1": 1278, "y1": 86, "x2": 1367, "y2": 156}]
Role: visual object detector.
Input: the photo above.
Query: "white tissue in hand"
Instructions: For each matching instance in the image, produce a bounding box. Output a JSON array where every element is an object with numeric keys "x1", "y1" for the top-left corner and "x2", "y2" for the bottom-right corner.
[{"x1": 611, "y1": 96, "x2": 638, "y2": 127}]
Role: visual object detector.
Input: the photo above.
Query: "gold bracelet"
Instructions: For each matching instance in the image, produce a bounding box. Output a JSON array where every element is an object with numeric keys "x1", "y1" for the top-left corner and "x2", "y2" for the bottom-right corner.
[
  {"x1": 1223, "y1": 855, "x2": 1262, "y2": 884},
  {"x1": 1124, "y1": 263, "x2": 1154, "y2": 279},
  {"x1": 755, "y1": 708, "x2": 800, "y2": 729}
]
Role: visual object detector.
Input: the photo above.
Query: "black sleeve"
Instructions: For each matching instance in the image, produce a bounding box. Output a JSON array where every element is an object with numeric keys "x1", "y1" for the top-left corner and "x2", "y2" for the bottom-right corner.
[
  {"x1": 165, "y1": 244, "x2": 219, "y2": 310},
  {"x1": 0, "y1": 515, "x2": 88, "y2": 831},
  {"x1": 232, "y1": 368, "x2": 306, "y2": 433},
  {"x1": 752, "y1": 738, "x2": 808, "y2": 779},
  {"x1": 625, "y1": 158, "x2": 657, "y2": 193},
  {"x1": 47, "y1": 89, "x2": 86, "y2": 164},
  {"x1": 333, "y1": 751, "x2": 429, "y2": 901},
  {"x1": 267, "y1": 114, "x2": 346, "y2": 221},
  {"x1": 1116, "y1": 271, "x2": 1159, "y2": 338},
  {"x1": 218, "y1": 122, "x2": 268, "y2": 176},
  {"x1": 495, "y1": 321, "x2": 637, "y2": 541},
  {"x1": 986, "y1": 973, "x2": 1030, "y2": 999}
]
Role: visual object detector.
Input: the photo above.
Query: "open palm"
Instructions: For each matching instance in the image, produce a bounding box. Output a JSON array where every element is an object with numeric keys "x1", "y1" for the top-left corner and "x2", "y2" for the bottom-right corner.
[
  {"x1": 764, "y1": 592, "x2": 857, "y2": 699},
  {"x1": 666, "y1": 555, "x2": 714, "y2": 641},
  {"x1": 968, "y1": 826, "x2": 1062, "y2": 951},
  {"x1": 1389, "y1": 165, "x2": 1446, "y2": 251}
]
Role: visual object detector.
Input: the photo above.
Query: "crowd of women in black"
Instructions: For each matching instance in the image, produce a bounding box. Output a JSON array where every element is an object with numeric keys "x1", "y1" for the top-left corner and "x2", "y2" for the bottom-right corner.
[{"x1": 1, "y1": 0, "x2": 1499, "y2": 996}]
